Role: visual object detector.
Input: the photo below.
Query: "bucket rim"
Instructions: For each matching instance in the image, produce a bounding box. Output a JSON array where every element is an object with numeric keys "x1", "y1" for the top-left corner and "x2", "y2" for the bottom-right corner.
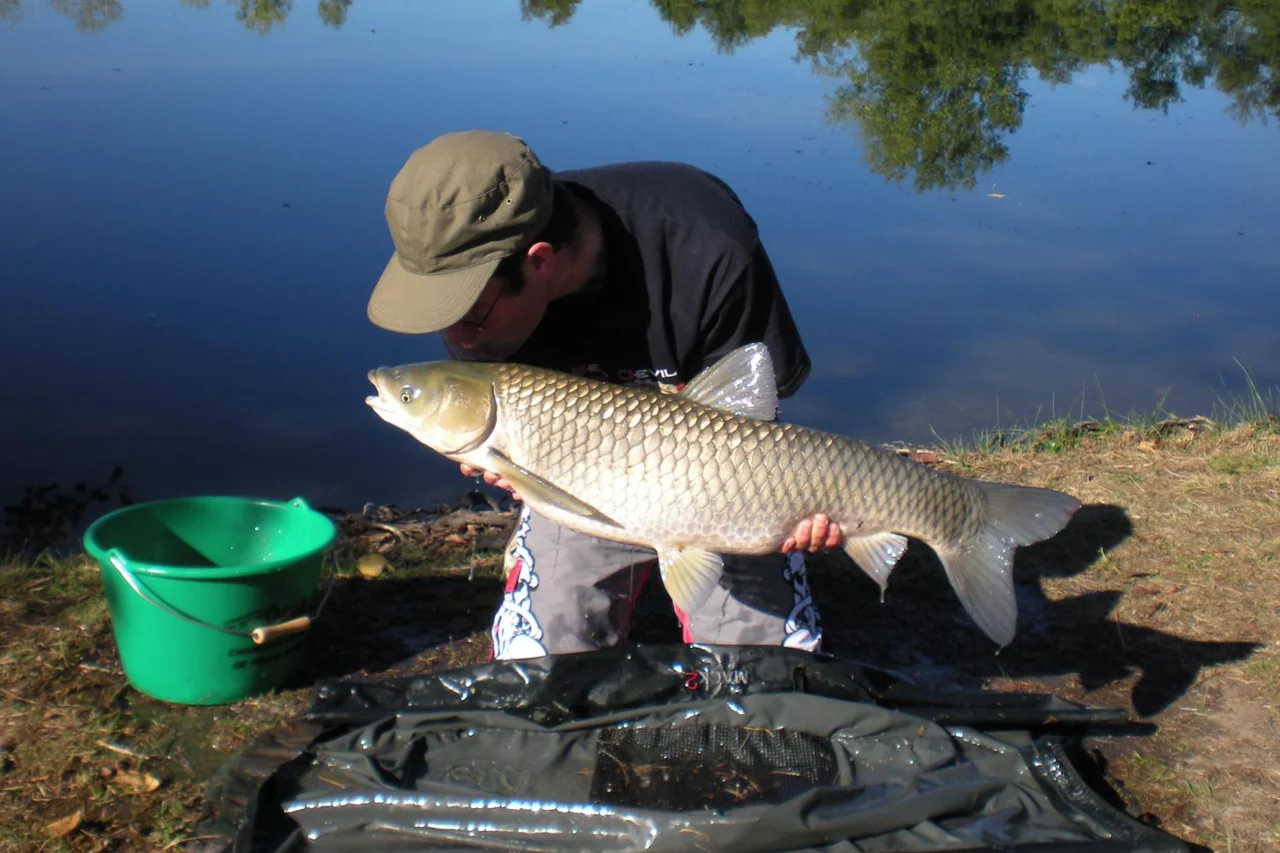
[{"x1": 83, "y1": 494, "x2": 336, "y2": 579}]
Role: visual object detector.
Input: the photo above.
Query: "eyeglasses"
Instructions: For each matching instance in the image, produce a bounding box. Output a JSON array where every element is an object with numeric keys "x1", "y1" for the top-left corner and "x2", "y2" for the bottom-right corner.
[{"x1": 453, "y1": 282, "x2": 504, "y2": 332}]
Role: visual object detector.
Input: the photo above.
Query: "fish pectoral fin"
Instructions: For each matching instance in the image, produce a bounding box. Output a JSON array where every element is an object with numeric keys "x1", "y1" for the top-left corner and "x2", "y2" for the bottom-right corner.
[
  {"x1": 679, "y1": 343, "x2": 779, "y2": 421},
  {"x1": 842, "y1": 531, "x2": 909, "y2": 598},
  {"x1": 483, "y1": 450, "x2": 621, "y2": 528},
  {"x1": 656, "y1": 545, "x2": 724, "y2": 615}
]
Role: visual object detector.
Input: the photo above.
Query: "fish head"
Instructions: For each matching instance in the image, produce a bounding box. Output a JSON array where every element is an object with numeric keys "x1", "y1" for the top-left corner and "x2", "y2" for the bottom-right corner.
[{"x1": 365, "y1": 361, "x2": 497, "y2": 457}]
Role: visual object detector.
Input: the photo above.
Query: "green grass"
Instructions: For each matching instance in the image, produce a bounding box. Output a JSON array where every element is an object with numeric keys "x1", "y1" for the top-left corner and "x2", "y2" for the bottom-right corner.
[
  {"x1": 1127, "y1": 750, "x2": 1178, "y2": 785},
  {"x1": 1242, "y1": 651, "x2": 1280, "y2": 679},
  {"x1": 925, "y1": 362, "x2": 1278, "y2": 463},
  {"x1": 1209, "y1": 452, "x2": 1279, "y2": 475},
  {"x1": 1211, "y1": 357, "x2": 1280, "y2": 427}
]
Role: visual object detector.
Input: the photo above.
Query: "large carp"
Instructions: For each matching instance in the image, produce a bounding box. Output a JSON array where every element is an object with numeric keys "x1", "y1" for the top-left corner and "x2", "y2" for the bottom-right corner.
[{"x1": 365, "y1": 343, "x2": 1081, "y2": 646}]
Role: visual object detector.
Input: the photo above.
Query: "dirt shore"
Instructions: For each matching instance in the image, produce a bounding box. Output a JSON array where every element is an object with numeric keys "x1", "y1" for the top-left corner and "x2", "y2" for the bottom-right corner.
[{"x1": 1, "y1": 420, "x2": 1276, "y2": 852}]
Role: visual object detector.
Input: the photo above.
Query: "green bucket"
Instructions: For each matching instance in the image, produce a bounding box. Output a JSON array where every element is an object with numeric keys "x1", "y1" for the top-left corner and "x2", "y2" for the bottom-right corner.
[{"x1": 83, "y1": 495, "x2": 336, "y2": 706}]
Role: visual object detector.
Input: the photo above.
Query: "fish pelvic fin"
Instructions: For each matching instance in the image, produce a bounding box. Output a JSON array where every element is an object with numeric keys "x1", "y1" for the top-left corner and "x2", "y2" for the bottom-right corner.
[
  {"x1": 939, "y1": 482, "x2": 1083, "y2": 648},
  {"x1": 842, "y1": 531, "x2": 909, "y2": 600},
  {"x1": 655, "y1": 545, "x2": 724, "y2": 615}
]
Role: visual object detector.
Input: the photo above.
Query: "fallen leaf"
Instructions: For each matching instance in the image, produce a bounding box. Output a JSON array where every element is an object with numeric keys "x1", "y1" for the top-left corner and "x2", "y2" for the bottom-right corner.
[
  {"x1": 443, "y1": 534, "x2": 468, "y2": 546},
  {"x1": 47, "y1": 809, "x2": 83, "y2": 838},
  {"x1": 1137, "y1": 440, "x2": 1158, "y2": 452},
  {"x1": 96, "y1": 739, "x2": 147, "y2": 760},
  {"x1": 356, "y1": 553, "x2": 389, "y2": 578},
  {"x1": 113, "y1": 769, "x2": 162, "y2": 793}
]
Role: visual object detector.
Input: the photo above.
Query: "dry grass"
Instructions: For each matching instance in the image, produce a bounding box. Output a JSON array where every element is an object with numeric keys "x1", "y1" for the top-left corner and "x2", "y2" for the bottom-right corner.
[
  {"x1": 1, "y1": 421, "x2": 1277, "y2": 851},
  {"x1": 0, "y1": 503, "x2": 510, "y2": 853},
  {"x1": 1004, "y1": 422, "x2": 1280, "y2": 852},
  {"x1": 811, "y1": 420, "x2": 1279, "y2": 852}
]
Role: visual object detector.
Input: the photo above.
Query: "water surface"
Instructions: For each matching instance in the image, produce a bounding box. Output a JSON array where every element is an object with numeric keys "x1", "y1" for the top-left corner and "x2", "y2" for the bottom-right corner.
[{"x1": 2, "y1": 0, "x2": 1277, "y2": 515}]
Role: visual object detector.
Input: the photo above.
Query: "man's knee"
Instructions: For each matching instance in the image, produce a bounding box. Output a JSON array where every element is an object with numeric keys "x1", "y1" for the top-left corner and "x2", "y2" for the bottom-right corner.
[
  {"x1": 681, "y1": 551, "x2": 823, "y2": 651},
  {"x1": 489, "y1": 508, "x2": 648, "y2": 660}
]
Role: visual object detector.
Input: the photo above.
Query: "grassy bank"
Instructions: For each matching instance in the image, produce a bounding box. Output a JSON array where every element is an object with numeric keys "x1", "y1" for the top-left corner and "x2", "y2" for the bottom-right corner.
[{"x1": 1, "y1": 411, "x2": 1277, "y2": 852}]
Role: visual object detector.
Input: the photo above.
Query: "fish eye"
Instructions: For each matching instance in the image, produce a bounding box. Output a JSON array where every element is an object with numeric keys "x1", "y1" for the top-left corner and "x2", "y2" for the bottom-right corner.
[{"x1": 399, "y1": 387, "x2": 415, "y2": 404}]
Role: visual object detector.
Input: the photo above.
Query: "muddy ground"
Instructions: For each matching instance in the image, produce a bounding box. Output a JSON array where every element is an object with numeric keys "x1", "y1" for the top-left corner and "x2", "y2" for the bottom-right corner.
[{"x1": 1, "y1": 420, "x2": 1276, "y2": 852}]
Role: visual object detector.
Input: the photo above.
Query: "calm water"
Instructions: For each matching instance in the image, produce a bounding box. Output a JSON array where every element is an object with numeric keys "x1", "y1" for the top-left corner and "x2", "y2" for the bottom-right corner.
[{"x1": 2, "y1": 0, "x2": 1277, "y2": 517}]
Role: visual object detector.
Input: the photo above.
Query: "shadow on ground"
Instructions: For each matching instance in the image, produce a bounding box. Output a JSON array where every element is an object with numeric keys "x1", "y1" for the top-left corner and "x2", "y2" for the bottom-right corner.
[
  {"x1": 285, "y1": 570, "x2": 506, "y2": 685},
  {"x1": 272, "y1": 500, "x2": 1262, "y2": 720},
  {"x1": 781, "y1": 502, "x2": 1262, "y2": 718},
  {"x1": 627, "y1": 502, "x2": 1261, "y2": 719}
]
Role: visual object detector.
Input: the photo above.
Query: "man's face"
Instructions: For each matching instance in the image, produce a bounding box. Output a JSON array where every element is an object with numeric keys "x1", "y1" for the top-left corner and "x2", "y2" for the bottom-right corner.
[{"x1": 443, "y1": 270, "x2": 548, "y2": 360}]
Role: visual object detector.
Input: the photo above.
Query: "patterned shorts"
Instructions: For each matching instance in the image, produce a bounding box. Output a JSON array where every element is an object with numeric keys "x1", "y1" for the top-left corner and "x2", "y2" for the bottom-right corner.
[{"x1": 489, "y1": 505, "x2": 823, "y2": 660}]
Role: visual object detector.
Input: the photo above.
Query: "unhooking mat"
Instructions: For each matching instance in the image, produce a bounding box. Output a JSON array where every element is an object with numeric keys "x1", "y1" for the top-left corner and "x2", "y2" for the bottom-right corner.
[{"x1": 198, "y1": 644, "x2": 1192, "y2": 852}]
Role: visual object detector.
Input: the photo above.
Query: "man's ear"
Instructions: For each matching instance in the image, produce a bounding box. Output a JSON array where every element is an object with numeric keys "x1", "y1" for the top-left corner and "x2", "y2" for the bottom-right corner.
[{"x1": 525, "y1": 241, "x2": 556, "y2": 276}]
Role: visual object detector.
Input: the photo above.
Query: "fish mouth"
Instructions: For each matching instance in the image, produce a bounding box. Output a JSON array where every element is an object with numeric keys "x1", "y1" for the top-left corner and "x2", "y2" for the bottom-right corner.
[{"x1": 364, "y1": 369, "x2": 396, "y2": 420}]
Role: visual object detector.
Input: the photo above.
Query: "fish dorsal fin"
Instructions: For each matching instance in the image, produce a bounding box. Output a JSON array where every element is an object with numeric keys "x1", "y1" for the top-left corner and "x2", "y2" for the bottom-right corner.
[{"x1": 679, "y1": 343, "x2": 779, "y2": 420}]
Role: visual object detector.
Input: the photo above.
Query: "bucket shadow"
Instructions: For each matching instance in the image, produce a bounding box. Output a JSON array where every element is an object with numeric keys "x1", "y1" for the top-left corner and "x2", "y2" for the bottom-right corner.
[
  {"x1": 805, "y1": 503, "x2": 1262, "y2": 717},
  {"x1": 287, "y1": 571, "x2": 505, "y2": 684}
]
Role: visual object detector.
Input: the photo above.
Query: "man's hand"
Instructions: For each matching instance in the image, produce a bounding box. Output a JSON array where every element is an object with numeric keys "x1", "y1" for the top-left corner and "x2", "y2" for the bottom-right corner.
[
  {"x1": 460, "y1": 463, "x2": 523, "y2": 502},
  {"x1": 781, "y1": 513, "x2": 842, "y2": 554}
]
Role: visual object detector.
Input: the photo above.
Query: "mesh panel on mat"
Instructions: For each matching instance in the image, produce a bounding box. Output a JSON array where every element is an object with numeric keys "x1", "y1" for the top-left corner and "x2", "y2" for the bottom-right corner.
[{"x1": 589, "y1": 723, "x2": 838, "y2": 810}]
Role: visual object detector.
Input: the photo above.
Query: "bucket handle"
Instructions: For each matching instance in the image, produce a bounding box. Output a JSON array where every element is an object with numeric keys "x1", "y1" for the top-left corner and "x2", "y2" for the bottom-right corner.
[{"x1": 106, "y1": 548, "x2": 337, "y2": 645}]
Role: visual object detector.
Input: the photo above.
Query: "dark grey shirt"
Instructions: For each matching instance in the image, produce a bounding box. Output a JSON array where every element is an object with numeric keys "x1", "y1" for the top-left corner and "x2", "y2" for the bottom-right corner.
[{"x1": 448, "y1": 161, "x2": 810, "y2": 397}]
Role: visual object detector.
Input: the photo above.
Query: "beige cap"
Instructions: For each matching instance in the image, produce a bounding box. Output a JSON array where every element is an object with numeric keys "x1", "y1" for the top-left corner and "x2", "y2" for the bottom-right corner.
[{"x1": 367, "y1": 131, "x2": 553, "y2": 334}]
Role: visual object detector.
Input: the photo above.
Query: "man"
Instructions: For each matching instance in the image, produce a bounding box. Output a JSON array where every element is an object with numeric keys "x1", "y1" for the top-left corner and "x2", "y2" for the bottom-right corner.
[{"x1": 367, "y1": 130, "x2": 842, "y2": 660}]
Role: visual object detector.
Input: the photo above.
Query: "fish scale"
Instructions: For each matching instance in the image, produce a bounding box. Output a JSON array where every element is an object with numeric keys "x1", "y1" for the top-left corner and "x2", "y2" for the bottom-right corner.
[{"x1": 492, "y1": 362, "x2": 984, "y2": 554}]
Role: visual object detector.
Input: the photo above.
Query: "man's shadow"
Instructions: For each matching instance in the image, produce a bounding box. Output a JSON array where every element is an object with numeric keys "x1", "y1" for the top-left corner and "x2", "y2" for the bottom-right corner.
[
  {"x1": 807, "y1": 503, "x2": 1261, "y2": 717},
  {"x1": 280, "y1": 501, "x2": 1261, "y2": 718},
  {"x1": 633, "y1": 502, "x2": 1261, "y2": 718}
]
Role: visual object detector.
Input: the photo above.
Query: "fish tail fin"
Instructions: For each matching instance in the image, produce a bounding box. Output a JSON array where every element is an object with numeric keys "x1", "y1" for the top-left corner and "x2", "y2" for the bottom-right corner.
[{"x1": 937, "y1": 482, "x2": 1082, "y2": 647}]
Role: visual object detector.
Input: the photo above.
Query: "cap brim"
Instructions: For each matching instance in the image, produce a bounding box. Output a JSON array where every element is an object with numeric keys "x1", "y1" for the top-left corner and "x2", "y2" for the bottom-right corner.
[{"x1": 367, "y1": 253, "x2": 500, "y2": 334}]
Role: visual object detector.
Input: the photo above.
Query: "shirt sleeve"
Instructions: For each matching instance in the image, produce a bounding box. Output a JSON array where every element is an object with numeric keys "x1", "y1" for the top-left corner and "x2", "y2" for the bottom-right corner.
[{"x1": 692, "y1": 241, "x2": 811, "y2": 399}]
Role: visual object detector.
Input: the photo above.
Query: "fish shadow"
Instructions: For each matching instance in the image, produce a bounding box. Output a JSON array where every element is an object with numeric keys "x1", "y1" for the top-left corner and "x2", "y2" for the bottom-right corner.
[{"x1": 797, "y1": 503, "x2": 1261, "y2": 717}]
